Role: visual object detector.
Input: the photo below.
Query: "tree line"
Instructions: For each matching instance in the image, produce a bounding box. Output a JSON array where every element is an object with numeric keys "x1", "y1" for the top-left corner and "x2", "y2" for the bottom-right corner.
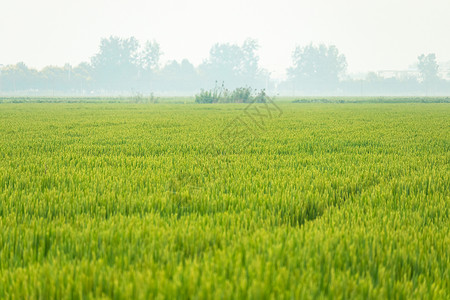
[{"x1": 0, "y1": 36, "x2": 449, "y2": 95}]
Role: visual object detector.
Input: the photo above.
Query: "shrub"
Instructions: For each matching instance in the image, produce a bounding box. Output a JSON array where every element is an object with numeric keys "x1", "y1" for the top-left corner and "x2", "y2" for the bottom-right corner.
[
  {"x1": 228, "y1": 86, "x2": 253, "y2": 103},
  {"x1": 195, "y1": 84, "x2": 272, "y2": 104},
  {"x1": 195, "y1": 82, "x2": 226, "y2": 103}
]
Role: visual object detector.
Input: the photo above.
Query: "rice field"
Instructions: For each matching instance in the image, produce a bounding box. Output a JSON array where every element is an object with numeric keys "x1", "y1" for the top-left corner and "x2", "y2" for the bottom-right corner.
[{"x1": 0, "y1": 100, "x2": 449, "y2": 299}]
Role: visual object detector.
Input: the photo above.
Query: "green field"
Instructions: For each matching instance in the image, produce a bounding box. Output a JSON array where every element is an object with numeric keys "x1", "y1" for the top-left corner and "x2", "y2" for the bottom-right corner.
[{"x1": 0, "y1": 101, "x2": 449, "y2": 299}]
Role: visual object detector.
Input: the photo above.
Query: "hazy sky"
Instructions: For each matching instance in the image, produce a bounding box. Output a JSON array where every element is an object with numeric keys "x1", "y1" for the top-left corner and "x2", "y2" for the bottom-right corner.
[{"x1": 1, "y1": 0, "x2": 449, "y2": 78}]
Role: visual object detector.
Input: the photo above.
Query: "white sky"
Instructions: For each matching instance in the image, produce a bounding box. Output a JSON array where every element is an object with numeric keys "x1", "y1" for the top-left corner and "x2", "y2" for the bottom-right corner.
[{"x1": 1, "y1": 0, "x2": 450, "y2": 79}]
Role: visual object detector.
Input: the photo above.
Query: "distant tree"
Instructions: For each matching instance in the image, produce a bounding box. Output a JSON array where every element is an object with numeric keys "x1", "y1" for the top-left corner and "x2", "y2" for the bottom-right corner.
[
  {"x1": 159, "y1": 60, "x2": 183, "y2": 91},
  {"x1": 91, "y1": 36, "x2": 140, "y2": 90},
  {"x1": 199, "y1": 38, "x2": 265, "y2": 89},
  {"x1": 136, "y1": 40, "x2": 162, "y2": 91},
  {"x1": 200, "y1": 42, "x2": 242, "y2": 87},
  {"x1": 40, "y1": 64, "x2": 74, "y2": 91},
  {"x1": 72, "y1": 62, "x2": 93, "y2": 92},
  {"x1": 157, "y1": 59, "x2": 199, "y2": 92},
  {"x1": 417, "y1": 53, "x2": 439, "y2": 83},
  {"x1": 240, "y1": 38, "x2": 261, "y2": 85},
  {"x1": 178, "y1": 59, "x2": 199, "y2": 91},
  {"x1": 287, "y1": 44, "x2": 347, "y2": 92},
  {"x1": 360, "y1": 71, "x2": 420, "y2": 96},
  {"x1": 0, "y1": 62, "x2": 40, "y2": 91},
  {"x1": 139, "y1": 40, "x2": 161, "y2": 72}
]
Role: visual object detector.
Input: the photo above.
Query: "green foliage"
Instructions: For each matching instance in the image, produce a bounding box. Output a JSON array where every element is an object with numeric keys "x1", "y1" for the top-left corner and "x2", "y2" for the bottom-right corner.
[
  {"x1": 253, "y1": 89, "x2": 271, "y2": 103},
  {"x1": 199, "y1": 38, "x2": 263, "y2": 88},
  {"x1": 287, "y1": 43, "x2": 347, "y2": 91},
  {"x1": 228, "y1": 87, "x2": 253, "y2": 103},
  {"x1": 195, "y1": 84, "x2": 271, "y2": 103},
  {"x1": 194, "y1": 82, "x2": 226, "y2": 103},
  {"x1": 0, "y1": 102, "x2": 449, "y2": 299},
  {"x1": 418, "y1": 53, "x2": 440, "y2": 83}
]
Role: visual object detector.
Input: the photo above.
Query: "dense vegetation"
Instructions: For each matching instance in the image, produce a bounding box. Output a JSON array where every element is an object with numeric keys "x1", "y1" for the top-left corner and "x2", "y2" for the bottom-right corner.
[
  {"x1": 195, "y1": 84, "x2": 271, "y2": 103},
  {"x1": 0, "y1": 101, "x2": 449, "y2": 299},
  {"x1": 1, "y1": 36, "x2": 449, "y2": 95}
]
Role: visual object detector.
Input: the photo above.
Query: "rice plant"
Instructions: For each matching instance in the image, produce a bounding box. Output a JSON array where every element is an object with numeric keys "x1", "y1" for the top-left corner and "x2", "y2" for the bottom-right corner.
[{"x1": 0, "y1": 101, "x2": 449, "y2": 299}]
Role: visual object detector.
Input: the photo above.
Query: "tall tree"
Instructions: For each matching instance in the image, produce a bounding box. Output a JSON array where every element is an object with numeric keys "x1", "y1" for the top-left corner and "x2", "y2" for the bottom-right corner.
[
  {"x1": 200, "y1": 42, "x2": 242, "y2": 87},
  {"x1": 287, "y1": 44, "x2": 347, "y2": 91},
  {"x1": 40, "y1": 64, "x2": 73, "y2": 91},
  {"x1": 137, "y1": 40, "x2": 162, "y2": 91},
  {"x1": 417, "y1": 53, "x2": 439, "y2": 83},
  {"x1": 91, "y1": 36, "x2": 140, "y2": 90},
  {"x1": 0, "y1": 62, "x2": 40, "y2": 91},
  {"x1": 199, "y1": 38, "x2": 265, "y2": 89},
  {"x1": 72, "y1": 62, "x2": 93, "y2": 92},
  {"x1": 139, "y1": 40, "x2": 161, "y2": 72},
  {"x1": 240, "y1": 38, "x2": 261, "y2": 86},
  {"x1": 157, "y1": 59, "x2": 199, "y2": 92}
]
